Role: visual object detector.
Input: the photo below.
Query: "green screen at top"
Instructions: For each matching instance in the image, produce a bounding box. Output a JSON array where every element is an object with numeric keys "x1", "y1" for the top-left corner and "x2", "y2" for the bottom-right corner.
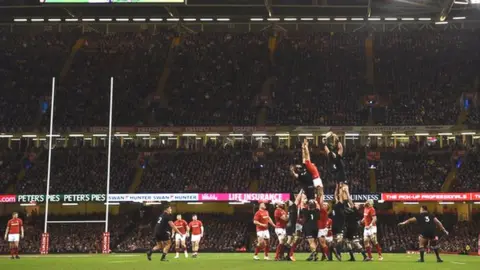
[{"x1": 42, "y1": 0, "x2": 185, "y2": 3}]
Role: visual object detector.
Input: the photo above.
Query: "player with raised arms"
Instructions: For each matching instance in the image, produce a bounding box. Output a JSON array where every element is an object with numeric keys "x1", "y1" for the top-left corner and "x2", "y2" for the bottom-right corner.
[
  {"x1": 188, "y1": 214, "x2": 204, "y2": 258},
  {"x1": 173, "y1": 214, "x2": 189, "y2": 258},
  {"x1": 253, "y1": 202, "x2": 276, "y2": 260},
  {"x1": 274, "y1": 201, "x2": 288, "y2": 260},
  {"x1": 345, "y1": 204, "x2": 367, "y2": 261},
  {"x1": 316, "y1": 192, "x2": 331, "y2": 260},
  {"x1": 147, "y1": 205, "x2": 184, "y2": 262},
  {"x1": 324, "y1": 132, "x2": 353, "y2": 208},
  {"x1": 398, "y1": 205, "x2": 449, "y2": 263},
  {"x1": 4, "y1": 212, "x2": 24, "y2": 259},
  {"x1": 283, "y1": 191, "x2": 304, "y2": 261},
  {"x1": 362, "y1": 199, "x2": 383, "y2": 261},
  {"x1": 330, "y1": 184, "x2": 345, "y2": 261}
]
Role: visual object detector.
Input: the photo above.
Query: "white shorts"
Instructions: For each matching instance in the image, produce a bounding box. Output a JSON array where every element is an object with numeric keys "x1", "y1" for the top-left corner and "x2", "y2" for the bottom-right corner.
[
  {"x1": 317, "y1": 228, "x2": 329, "y2": 238},
  {"x1": 295, "y1": 223, "x2": 303, "y2": 232},
  {"x1": 175, "y1": 233, "x2": 186, "y2": 242},
  {"x1": 313, "y1": 177, "x2": 323, "y2": 188},
  {"x1": 191, "y1": 235, "x2": 202, "y2": 242},
  {"x1": 275, "y1": 228, "x2": 286, "y2": 238},
  {"x1": 325, "y1": 236, "x2": 333, "y2": 243},
  {"x1": 8, "y1": 234, "x2": 20, "y2": 242},
  {"x1": 364, "y1": 226, "x2": 377, "y2": 238},
  {"x1": 256, "y1": 230, "x2": 270, "y2": 240}
]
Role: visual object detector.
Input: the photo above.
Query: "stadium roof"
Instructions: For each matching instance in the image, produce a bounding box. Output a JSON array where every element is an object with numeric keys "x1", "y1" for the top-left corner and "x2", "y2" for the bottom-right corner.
[{"x1": 0, "y1": 0, "x2": 479, "y2": 24}]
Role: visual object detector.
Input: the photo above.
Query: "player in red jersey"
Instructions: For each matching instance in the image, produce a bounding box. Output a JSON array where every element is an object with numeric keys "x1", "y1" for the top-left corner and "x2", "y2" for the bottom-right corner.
[
  {"x1": 315, "y1": 194, "x2": 330, "y2": 260},
  {"x1": 274, "y1": 201, "x2": 288, "y2": 260},
  {"x1": 302, "y1": 139, "x2": 323, "y2": 198},
  {"x1": 253, "y1": 202, "x2": 276, "y2": 260},
  {"x1": 188, "y1": 214, "x2": 204, "y2": 258},
  {"x1": 173, "y1": 214, "x2": 189, "y2": 258},
  {"x1": 362, "y1": 199, "x2": 383, "y2": 261},
  {"x1": 4, "y1": 212, "x2": 24, "y2": 259}
]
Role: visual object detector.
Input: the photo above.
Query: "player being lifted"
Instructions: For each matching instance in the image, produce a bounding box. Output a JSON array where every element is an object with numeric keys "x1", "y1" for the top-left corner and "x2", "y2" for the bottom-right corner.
[
  {"x1": 283, "y1": 191, "x2": 304, "y2": 261},
  {"x1": 345, "y1": 204, "x2": 367, "y2": 261},
  {"x1": 4, "y1": 212, "x2": 24, "y2": 259},
  {"x1": 324, "y1": 132, "x2": 353, "y2": 208},
  {"x1": 253, "y1": 202, "x2": 276, "y2": 260},
  {"x1": 398, "y1": 206, "x2": 449, "y2": 263},
  {"x1": 301, "y1": 199, "x2": 321, "y2": 261},
  {"x1": 274, "y1": 201, "x2": 288, "y2": 260},
  {"x1": 147, "y1": 205, "x2": 184, "y2": 262},
  {"x1": 173, "y1": 214, "x2": 189, "y2": 258},
  {"x1": 188, "y1": 214, "x2": 204, "y2": 258},
  {"x1": 362, "y1": 199, "x2": 383, "y2": 261},
  {"x1": 290, "y1": 139, "x2": 323, "y2": 200}
]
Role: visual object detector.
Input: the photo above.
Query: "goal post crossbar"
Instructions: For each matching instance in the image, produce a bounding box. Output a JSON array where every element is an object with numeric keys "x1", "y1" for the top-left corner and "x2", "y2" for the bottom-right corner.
[{"x1": 47, "y1": 220, "x2": 107, "y2": 224}]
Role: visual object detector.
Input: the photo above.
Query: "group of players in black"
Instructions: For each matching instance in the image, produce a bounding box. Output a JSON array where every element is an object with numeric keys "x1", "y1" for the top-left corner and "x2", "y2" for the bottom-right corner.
[{"x1": 148, "y1": 133, "x2": 450, "y2": 263}]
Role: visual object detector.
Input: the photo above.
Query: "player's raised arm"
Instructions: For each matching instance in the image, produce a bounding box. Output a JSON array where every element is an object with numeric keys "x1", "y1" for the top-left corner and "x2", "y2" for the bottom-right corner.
[
  {"x1": 334, "y1": 134, "x2": 343, "y2": 157},
  {"x1": 289, "y1": 165, "x2": 299, "y2": 179},
  {"x1": 398, "y1": 217, "x2": 417, "y2": 226},
  {"x1": 433, "y1": 218, "x2": 449, "y2": 235},
  {"x1": 302, "y1": 139, "x2": 310, "y2": 163},
  {"x1": 169, "y1": 221, "x2": 183, "y2": 235},
  {"x1": 200, "y1": 222, "x2": 204, "y2": 236},
  {"x1": 20, "y1": 220, "x2": 24, "y2": 239},
  {"x1": 334, "y1": 184, "x2": 340, "y2": 203},
  {"x1": 294, "y1": 190, "x2": 304, "y2": 205}
]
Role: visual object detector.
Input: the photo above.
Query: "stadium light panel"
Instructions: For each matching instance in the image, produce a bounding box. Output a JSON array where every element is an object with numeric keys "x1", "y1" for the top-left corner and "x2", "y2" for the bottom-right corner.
[
  {"x1": 301, "y1": 18, "x2": 314, "y2": 21},
  {"x1": 439, "y1": 202, "x2": 454, "y2": 205},
  {"x1": 334, "y1": 18, "x2": 347, "y2": 21},
  {"x1": 206, "y1": 133, "x2": 220, "y2": 137},
  {"x1": 453, "y1": 0, "x2": 468, "y2": 4},
  {"x1": 149, "y1": 18, "x2": 163, "y2": 22},
  {"x1": 82, "y1": 18, "x2": 95, "y2": 22},
  {"x1": 46, "y1": 134, "x2": 61, "y2": 137},
  {"x1": 298, "y1": 133, "x2": 313, "y2": 136},
  {"x1": 250, "y1": 18, "x2": 264, "y2": 21},
  {"x1": 392, "y1": 133, "x2": 406, "y2": 136},
  {"x1": 351, "y1": 18, "x2": 364, "y2": 21},
  {"x1": 385, "y1": 18, "x2": 397, "y2": 21},
  {"x1": 216, "y1": 18, "x2": 230, "y2": 21},
  {"x1": 182, "y1": 133, "x2": 197, "y2": 137},
  {"x1": 48, "y1": 18, "x2": 61, "y2": 22},
  {"x1": 166, "y1": 18, "x2": 180, "y2": 22},
  {"x1": 414, "y1": 133, "x2": 429, "y2": 136},
  {"x1": 135, "y1": 133, "x2": 150, "y2": 137},
  {"x1": 453, "y1": 16, "x2": 466, "y2": 20},
  {"x1": 22, "y1": 134, "x2": 37, "y2": 138},
  {"x1": 345, "y1": 133, "x2": 360, "y2": 136},
  {"x1": 471, "y1": 0, "x2": 480, "y2": 3},
  {"x1": 20, "y1": 203, "x2": 37, "y2": 207},
  {"x1": 93, "y1": 134, "x2": 107, "y2": 137},
  {"x1": 267, "y1": 18, "x2": 280, "y2": 21},
  {"x1": 104, "y1": 202, "x2": 120, "y2": 206},
  {"x1": 229, "y1": 133, "x2": 243, "y2": 137},
  {"x1": 275, "y1": 133, "x2": 290, "y2": 136},
  {"x1": 187, "y1": 202, "x2": 203, "y2": 205},
  {"x1": 159, "y1": 133, "x2": 174, "y2": 137},
  {"x1": 14, "y1": 18, "x2": 27, "y2": 22},
  {"x1": 65, "y1": 18, "x2": 79, "y2": 22},
  {"x1": 368, "y1": 133, "x2": 383, "y2": 137},
  {"x1": 113, "y1": 133, "x2": 129, "y2": 137},
  {"x1": 418, "y1": 18, "x2": 431, "y2": 21},
  {"x1": 99, "y1": 18, "x2": 112, "y2": 22},
  {"x1": 317, "y1": 18, "x2": 330, "y2": 21},
  {"x1": 438, "y1": 132, "x2": 453, "y2": 135},
  {"x1": 368, "y1": 18, "x2": 381, "y2": 21},
  {"x1": 31, "y1": 18, "x2": 45, "y2": 22},
  {"x1": 84, "y1": 138, "x2": 92, "y2": 141},
  {"x1": 183, "y1": 18, "x2": 197, "y2": 21},
  {"x1": 62, "y1": 203, "x2": 79, "y2": 206},
  {"x1": 461, "y1": 132, "x2": 475, "y2": 135},
  {"x1": 435, "y1": 21, "x2": 448, "y2": 24},
  {"x1": 401, "y1": 18, "x2": 414, "y2": 21},
  {"x1": 115, "y1": 18, "x2": 129, "y2": 22},
  {"x1": 403, "y1": 202, "x2": 419, "y2": 205},
  {"x1": 200, "y1": 18, "x2": 214, "y2": 21},
  {"x1": 69, "y1": 134, "x2": 84, "y2": 137},
  {"x1": 229, "y1": 202, "x2": 245, "y2": 205},
  {"x1": 0, "y1": 134, "x2": 13, "y2": 138},
  {"x1": 133, "y1": 18, "x2": 147, "y2": 22},
  {"x1": 284, "y1": 18, "x2": 297, "y2": 21},
  {"x1": 252, "y1": 133, "x2": 267, "y2": 137}
]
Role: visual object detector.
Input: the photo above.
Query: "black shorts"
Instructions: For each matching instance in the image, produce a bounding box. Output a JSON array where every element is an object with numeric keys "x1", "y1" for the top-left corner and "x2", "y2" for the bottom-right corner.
[
  {"x1": 303, "y1": 185, "x2": 315, "y2": 200},
  {"x1": 420, "y1": 231, "x2": 436, "y2": 240},
  {"x1": 286, "y1": 226, "x2": 296, "y2": 236},
  {"x1": 332, "y1": 223, "x2": 345, "y2": 236},
  {"x1": 345, "y1": 227, "x2": 359, "y2": 240},
  {"x1": 155, "y1": 231, "x2": 171, "y2": 242},
  {"x1": 332, "y1": 171, "x2": 347, "y2": 183},
  {"x1": 304, "y1": 226, "x2": 318, "y2": 239}
]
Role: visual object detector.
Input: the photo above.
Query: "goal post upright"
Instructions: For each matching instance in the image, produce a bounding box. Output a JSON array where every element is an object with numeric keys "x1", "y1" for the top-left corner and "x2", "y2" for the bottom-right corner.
[{"x1": 102, "y1": 77, "x2": 114, "y2": 254}]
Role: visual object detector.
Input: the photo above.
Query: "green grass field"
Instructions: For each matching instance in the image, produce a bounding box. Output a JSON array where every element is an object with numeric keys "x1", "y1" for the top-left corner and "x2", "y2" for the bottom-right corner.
[{"x1": 1, "y1": 253, "x2": 479, "y2": 270}]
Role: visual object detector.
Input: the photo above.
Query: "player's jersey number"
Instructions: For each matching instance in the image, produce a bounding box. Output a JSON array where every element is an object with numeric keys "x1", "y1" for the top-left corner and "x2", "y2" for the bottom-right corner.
[
  {"x1": 157, "y1": 217, "x2": 162, "y2": 224},
  {"x1": 310, "y1": 214, "x2": 314, "y2": 220},
  {"x1": 424, "y1": 216, "x2": 430, "y2": 223}
]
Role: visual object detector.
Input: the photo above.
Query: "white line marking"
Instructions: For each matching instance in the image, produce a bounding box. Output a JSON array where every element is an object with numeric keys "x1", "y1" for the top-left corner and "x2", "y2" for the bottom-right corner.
[{"x1": 451, "y1": 261, "x2": 466, "y2": 265}]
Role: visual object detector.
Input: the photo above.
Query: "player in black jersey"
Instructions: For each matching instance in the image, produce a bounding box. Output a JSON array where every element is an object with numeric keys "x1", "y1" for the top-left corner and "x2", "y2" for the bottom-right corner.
[
  {"x1": 324, "y1": 132, "x2": 353, "y2": 208},
  {"x1": 344, "y1": 204, "x2": 367, "y2": 261},
  {"x1": 290, "y1": 164, "x2": 315, "y2": 200},
  {"x1": 398, "y1": 206, "x2": 449, "y2": 263},
  {"x1": 147, "y1": 205, "x2": 184, "y2": 261},
  {"x1": 284, "y1": 192, "x2": 303, "y2": 261},
  {"x1": 330, "y1": 184, "x2": 346, "y2": 261},
  {"x1": 301, "y1": 200, "x2": 320, "y2": 261}
]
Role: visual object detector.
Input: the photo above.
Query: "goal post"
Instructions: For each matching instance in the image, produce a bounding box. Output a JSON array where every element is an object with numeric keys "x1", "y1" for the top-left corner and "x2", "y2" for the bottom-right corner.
[{"x1": 40, "y1": 77, "x2": 114, "y2": 255}]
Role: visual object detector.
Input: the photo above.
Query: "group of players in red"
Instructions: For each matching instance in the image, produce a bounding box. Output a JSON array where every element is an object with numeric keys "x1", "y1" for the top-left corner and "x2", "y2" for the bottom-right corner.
[{"x1": 253, "y1": 136, "x2": 383, "y2": 262}]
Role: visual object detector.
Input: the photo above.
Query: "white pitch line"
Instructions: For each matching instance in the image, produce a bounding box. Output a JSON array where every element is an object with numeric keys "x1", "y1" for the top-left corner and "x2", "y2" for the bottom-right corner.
[
  {"x1": 109, "y1": 260, "x2": 136, "y2": 263},
  {"x1": 451, "y1": 261, "x2": 466, "y2": 265}
]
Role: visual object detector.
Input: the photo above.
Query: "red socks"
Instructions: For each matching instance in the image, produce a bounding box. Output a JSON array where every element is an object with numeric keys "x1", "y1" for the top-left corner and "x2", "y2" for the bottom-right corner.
[
  {"x1": 275, "y1": 244, "x2": 283, "y2": 259},
  {"x1": 264, "y1": 240, "x2": 270, "y2": 257},
  {"x1": 254, "y1": 246, "x2": 261, "y2": 256},
  {"x1": 376, "y1": 244, "x2": 382, "y2": 256},
  {"x1": 10, "y1": 248, "x2": 14, "y2": 257},
  {"x1": 322, "y1": 246, "x2": 329, "y2": 257},
  {"x1": 289, "y1": 243, "x2": 297, "y2": 257},
  {"x1": 366, "y1": 246, "x2": 372, "y2": 258}
]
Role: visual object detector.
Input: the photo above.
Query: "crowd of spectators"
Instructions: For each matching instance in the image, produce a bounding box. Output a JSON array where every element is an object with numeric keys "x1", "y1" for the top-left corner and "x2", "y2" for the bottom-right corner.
[{"x1": 1, "y1": 30, "x2": 479, "y2": 129}]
